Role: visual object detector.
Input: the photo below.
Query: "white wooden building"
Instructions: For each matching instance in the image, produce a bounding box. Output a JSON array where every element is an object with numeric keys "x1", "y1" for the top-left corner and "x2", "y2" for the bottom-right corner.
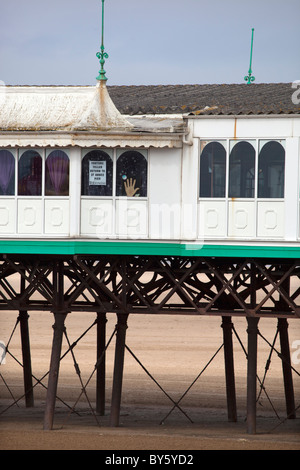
[{"x1": 0, "y1": 81, "x2": 299, "y2": 257}]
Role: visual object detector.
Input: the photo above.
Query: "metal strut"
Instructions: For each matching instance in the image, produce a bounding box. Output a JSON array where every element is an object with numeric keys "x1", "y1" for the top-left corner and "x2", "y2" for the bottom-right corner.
[
  {"x1": 63, "y1": 329, "x2": 100, "y2": 427},
  {"x1": 60, "y1": 324, "x2": 117, "y2": 428},
  {"x1": 125, "y1": 343, "x2": 194, "y2": 424},
  {"x1": 158, "y1": 343, "x2": 224, "y2": 424}
]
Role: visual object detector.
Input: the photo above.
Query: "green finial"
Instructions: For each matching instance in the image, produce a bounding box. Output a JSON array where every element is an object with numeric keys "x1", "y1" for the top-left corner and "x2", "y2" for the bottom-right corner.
[
  {"x1": 244, "y1": 28, "x2": 255, "y2": 84},
  {"x1": 96, "y1": 0, "x2": 109, "y2": 81}
]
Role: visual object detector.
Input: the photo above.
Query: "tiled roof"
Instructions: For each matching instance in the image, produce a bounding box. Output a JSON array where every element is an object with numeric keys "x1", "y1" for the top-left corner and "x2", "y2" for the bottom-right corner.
[{"x1": 108, "y1": 83, "x2": 300, "y2": 116}]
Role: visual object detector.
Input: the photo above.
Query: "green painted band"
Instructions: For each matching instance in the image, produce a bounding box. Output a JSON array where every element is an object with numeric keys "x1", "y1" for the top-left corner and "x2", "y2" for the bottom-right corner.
[{"x1": 0, "y1": 240, "x2": 299, "y2": 259}]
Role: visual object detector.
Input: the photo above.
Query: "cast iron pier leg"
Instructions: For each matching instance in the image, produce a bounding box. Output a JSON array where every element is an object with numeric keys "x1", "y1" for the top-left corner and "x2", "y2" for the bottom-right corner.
[
  {"x1": 110, "y1": 313, "x2": 128, "y2": 427},
  {"x1": 222, "y1": 316, "x2": 237, "y2": 422},
  {"x1": 96, "y1": 312, "x2": 107, "y2": 415},
  {"x1": 19, "y1": 274, "x2": 34, "y2": 407},
  {"x1": 43, "y1": 312, "x2": 66, "y2": 430},
  {"x1": 246, "y1": 317, "x2": 259, "y2": 434},
  {"x1": 278, "y1": 318, "x2": 296, "y2": 419},
  {"x1": 19, "y1": 310, "x2": 34, "y2": 408}
]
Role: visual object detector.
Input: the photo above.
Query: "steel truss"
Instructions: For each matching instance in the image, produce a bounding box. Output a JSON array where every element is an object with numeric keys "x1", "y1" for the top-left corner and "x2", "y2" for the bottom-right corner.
[
  {"x1": 0, "y1": 254, "x2": 299, "y2": 434},
  {"x1": 0, "y1": 254, "x2": 300, "y2": 317}
]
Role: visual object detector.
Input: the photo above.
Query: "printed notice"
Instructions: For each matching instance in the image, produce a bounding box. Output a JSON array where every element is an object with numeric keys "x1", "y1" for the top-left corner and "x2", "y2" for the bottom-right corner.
[{"x1": 89, "y1": 161, "x2": 106, "y2": 185}]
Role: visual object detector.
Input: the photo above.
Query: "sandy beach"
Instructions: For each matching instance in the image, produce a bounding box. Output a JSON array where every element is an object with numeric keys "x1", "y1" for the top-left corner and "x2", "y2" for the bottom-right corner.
[{"x1": 1, "y1": 310, "x2": 300, "y2": 450}]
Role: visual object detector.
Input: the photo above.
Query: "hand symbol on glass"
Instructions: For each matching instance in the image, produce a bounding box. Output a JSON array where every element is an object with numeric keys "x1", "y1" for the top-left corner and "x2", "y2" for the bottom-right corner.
[{"x1": 124, "y1": 178, "x2": 139, "y2": 197}]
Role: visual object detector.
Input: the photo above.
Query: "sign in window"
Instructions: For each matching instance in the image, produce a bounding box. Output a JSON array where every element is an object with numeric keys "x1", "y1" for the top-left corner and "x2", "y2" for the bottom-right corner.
[{"x1": 89, "y1": 160, "x2": 106, "y2": 186}]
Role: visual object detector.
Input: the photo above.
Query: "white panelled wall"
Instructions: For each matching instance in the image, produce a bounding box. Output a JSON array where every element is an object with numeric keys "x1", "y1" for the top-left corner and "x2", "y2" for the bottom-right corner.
[
  {"x1": 193, "y1": 117, "x2": 300, "y2": 242},
  {"x1": 0, "y1": 116, "x2": 299, "y2": 242}
]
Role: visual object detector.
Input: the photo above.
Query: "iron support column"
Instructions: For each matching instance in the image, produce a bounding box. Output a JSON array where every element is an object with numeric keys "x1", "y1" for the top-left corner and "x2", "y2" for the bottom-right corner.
[
  {"x1": 110, "y1": 313, "x2": 128, "y2": 427},
  {"x1": 278, "y1": 318, "x2": 296, "y2": 419},
  {"x1": 246, "y1": 317, "x2": 259, "y2": 434},
  {"x1": 96, "y1": 312, "x2": 107, "y2": 415},
  {"x1": 19, "y1": 310, "x2": 34, "y2": 408},
  {"x1": 221, "y1": 316, "x2": 237, "y2": 422},
  {"x1": 43, "y1": 312, "x2": 66, "y2": 430}
]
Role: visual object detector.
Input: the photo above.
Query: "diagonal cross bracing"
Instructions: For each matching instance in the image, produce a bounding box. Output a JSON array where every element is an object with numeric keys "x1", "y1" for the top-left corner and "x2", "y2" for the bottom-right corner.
[{"x1": 0, "y1": 255, "x2": 299, "y2": 318}]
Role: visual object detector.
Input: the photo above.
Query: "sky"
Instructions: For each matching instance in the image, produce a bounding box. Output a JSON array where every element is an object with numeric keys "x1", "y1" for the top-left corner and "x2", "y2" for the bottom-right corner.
[{"x1": 0, "y1": 0, "x2": 299, "y2": 86}]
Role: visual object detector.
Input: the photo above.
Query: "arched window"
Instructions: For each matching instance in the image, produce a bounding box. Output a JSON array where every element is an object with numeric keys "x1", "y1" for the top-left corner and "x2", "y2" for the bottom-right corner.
[
  {"x1": 18, "y1": 150, "x2": 42, "y2": 196},
  {"x1": 200, "y1": 142, "x2": 226, "y2": 197},
  {"x1": 0, "y1": 150, "x2": 15, "y2": 196},
  {"x1": 81, "y1": 150, "x2": 113, "y2": 196},
  {"x1": 258, "y1": 141, "x2": 285, "y2": 198},
  {"x1": 116, "y1": 151, "x2": 147, "y2": 197},
  {"x1": 229, "y1": 142, "x2": 255, "y2": 198},
  {"x1": 45, "y1": 150, "x2": 69, "y2": 196}
]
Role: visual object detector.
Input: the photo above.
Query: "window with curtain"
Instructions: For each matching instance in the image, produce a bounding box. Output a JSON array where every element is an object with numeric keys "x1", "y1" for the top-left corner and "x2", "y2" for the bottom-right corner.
[
  {"x1": 45, "y1": 150, "x2": 69, "y2": 196},
  {"x1": 116, "y1": 151, "x2": 147, "y2": 197},
  {"x1": 258, "y1": 141, "x2": 285, "y2": 198},
  {"x1": 18, "y1": 150, "x2": 42, "y2": 196},
  {"x1": 200, "y1": 142, "x2": 226, "y2": 197},
  {"x1": 0, "y1": 150, "x2": 15, "y2": 196},
  {"x1": 229, "y1": 142, "x2": 255, "y2": 198},
  {"x1": 81, "y1": 150, "x2": 113, "y2": 196}
]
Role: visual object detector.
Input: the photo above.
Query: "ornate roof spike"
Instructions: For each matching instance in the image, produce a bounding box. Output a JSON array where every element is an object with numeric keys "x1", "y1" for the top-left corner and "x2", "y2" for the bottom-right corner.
[
  {"x1": 244, "y1": 28, "x2": 255, "y2": 84},
  {"x1": 96, "y1": 0, "x2": 109, "y2": 81}
]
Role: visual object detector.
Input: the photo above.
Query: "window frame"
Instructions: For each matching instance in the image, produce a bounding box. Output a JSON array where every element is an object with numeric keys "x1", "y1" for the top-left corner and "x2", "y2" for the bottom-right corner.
[
  {"x1": 4, "y1": 148, "x2": 72, "y2": 199},
  {"x1": 228, "y1": 140, "x2": 256, "y2": 199},
  {"x1": 81, "y1": 149, "x2": 114, "y2": 198},
  {"x1": 18, "y1": 149, "x2": 43, "y2": 196},
  {"x1": 258, "y1": 140, "x2": 285, "y2": 199},
  {"x1": 81, "y1": 148, "x2": 149, "y2": 200},
  {"x1": 116, "y1": 149, "x2": 148, "y2": 198},
  {"x1": 45, "y1": 149, "x2": 70, "y2": 197},
  {"x1": 199, "y1": 139, "x2": 285, "y2": 201},
  {"x1": 0, "y1": 149, "x2": 16, "y2": 197},
  {"x1": 199, "y1": 141, "x2": 227, "y2": 198}
]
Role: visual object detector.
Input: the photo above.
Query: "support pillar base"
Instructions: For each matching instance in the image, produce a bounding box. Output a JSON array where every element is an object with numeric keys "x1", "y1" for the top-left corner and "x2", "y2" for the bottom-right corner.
[
  {"x1": 222, "y1": 316, "x2": 237, "y2": 422},
  {"x1": 246, "y1": 317, "x2": 259, "y2": 435},
  {"x1": 96, "y1": 312, "x2": 107, "y2": 416},
  {"x1": 19, "y1": 310, "x2": 34, "y2": 408},
  {"x1": 278, "y1": 318, "x2": 296, "y2": 419},
  {"x1": 43, "y1": 312, "x2": 67, "y2": 431},
  {"x1": 110, "y1": 313, "x2": 128, "y2": 427}
]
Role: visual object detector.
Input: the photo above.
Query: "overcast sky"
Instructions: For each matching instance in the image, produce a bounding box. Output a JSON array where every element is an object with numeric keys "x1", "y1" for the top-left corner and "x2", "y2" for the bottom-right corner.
[{"x1": 0, "y1": 0, "x2": 299, "y2": 86}]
